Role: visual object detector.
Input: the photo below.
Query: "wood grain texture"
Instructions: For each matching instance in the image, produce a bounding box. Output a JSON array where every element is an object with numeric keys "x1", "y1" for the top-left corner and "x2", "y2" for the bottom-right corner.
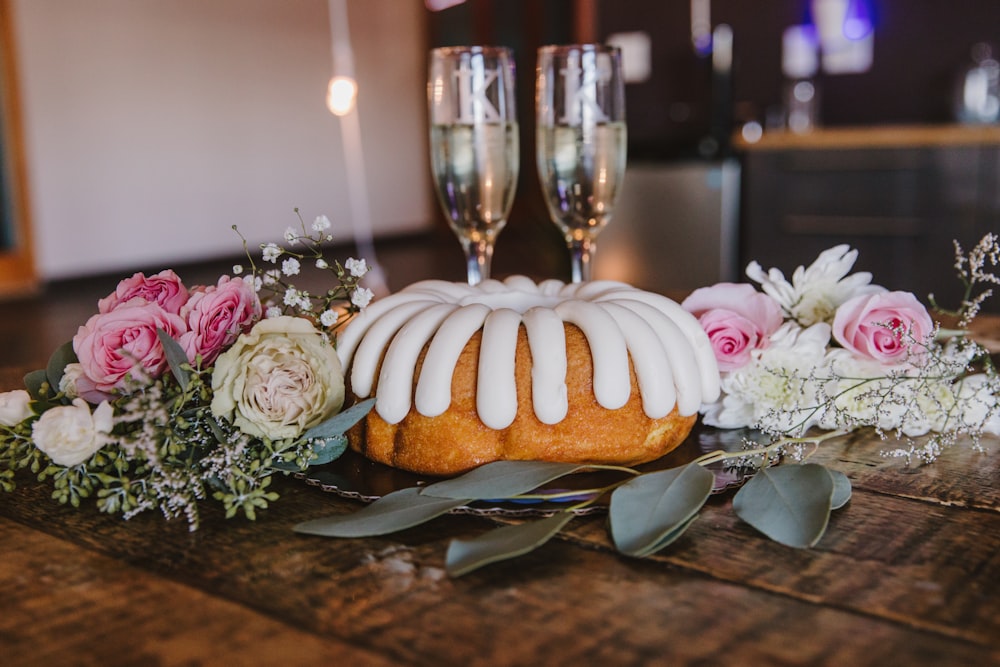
[{"x1": 1, "y1": 288, "x2": 998, "y2": 664}]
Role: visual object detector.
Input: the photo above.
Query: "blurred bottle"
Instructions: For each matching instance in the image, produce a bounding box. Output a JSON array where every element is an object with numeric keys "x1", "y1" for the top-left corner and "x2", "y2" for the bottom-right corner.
[
  {"x1": 954, "y1": 42, "x2": 1000, "y2": 124},
  {"x1": 782, "y1": 25, "x2": 820, "y2": 133}
]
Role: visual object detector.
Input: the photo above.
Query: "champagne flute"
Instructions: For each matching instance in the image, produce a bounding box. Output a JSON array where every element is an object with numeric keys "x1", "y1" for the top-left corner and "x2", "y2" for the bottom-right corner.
[
  {"x1": 428, "y1": 46, "x2": 519, "y2": 285},
  {"x1": 536, "y1": 44, "x2": 626, "y2": 283}
]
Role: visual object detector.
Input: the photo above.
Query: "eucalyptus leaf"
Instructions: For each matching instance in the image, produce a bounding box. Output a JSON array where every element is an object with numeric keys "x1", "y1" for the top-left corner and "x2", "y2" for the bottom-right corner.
[
  {"x1": 301, "y1": 398, "x2": 376, "y2": 441},
  {"x1": 609, "y1": 462, "x2": 714, "y2": 557},
  {"x1": 46, "y1": 341, "x2": 77, "y2": 392},
  {"x1": 294, "y1": 487, "x2": 469, "y2": 537},
  {"x1": 156, "y1": 329, "x2": 191, "y2": 391},
  {"x1": 631, "y1": 514, "x2": 700, "y2": 558},
  {"x1": 23, "y1": 369, "x2": 49, "y2": 401},
  {"x1": 828, "y1": 469, "x2": 852, "y2": 510},
  {"x1": 421, "y1": 461, "x2": 590, "y2": 500},
  {"x1": 733, "y1": 463, "x2": 834, "y2": 548},
  {"x1": 445, "y1": 511, "x2": 575, "y2": 577},
  {"x1": 308, "y1": 433, "x2": 349, "y2": 466}
]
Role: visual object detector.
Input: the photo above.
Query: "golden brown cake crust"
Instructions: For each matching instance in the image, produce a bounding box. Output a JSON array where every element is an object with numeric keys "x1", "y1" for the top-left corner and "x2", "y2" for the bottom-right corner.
[{"x1": 348, "y1": 323, "x2": 696, "y2": 476}]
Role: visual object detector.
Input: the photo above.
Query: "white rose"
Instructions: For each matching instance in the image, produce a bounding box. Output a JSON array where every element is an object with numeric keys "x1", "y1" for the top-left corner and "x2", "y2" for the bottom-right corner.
[
  {"x1": 32, "y1": 398, "x2": 113, "y2": 467},
  {"x1": 0, "y1": 389, "x2": 33, "y2": 426},
  {"x1": 59, "y1": 362, "x2": 86, "y2": 399},
  {"x1": 210, "y1": 316, "x2": 345, "y2": 441}
]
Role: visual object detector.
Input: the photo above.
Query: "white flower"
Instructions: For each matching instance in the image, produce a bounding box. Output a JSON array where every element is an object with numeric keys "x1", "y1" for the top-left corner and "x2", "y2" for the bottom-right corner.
[
  {"x1": 281, "y1": 258, "x2": 301, "y2": 276},
  {"x1": 31, "y1": 399, "x2": 113, "y2": 467},
  {"x1": 210, "y1": 316, "x2": 345, "y2": 440},
  {"x1": 58, "y1": 363, "x2": 86, "y2": 399},
  {"x1": 253, "y1": 275, "x2": 263, "y2": 292},
  {"x1": 284, "y1": 226, "x2": 298, "y2": 244},
  {"x1": 262, "y1": 243, "x2": 281, "y2": 263},
  {"x1": 703, "y1": 322, "x2": 833, "y2": 434},
  {"x1": 953, "y1": 374, "x2": 1000, "y2": 434},
  {"x1": 315, "y1": 258, "x2": 329, "y2": 270},
  {"x1": 232, "y1": 264, "x2": 243, "y2": 275},
  {"x1": 351, "y1": 286, "x2": 374, "y2": 309},
  {"x1": 312, "y1": 215, "x2": 332, "y2": 232},
  {"x1": 345, "y1": 257, "x2": 368, "y2": 278},
  {"x1": 283, "y1": 288, "x2": 300, "y2": 306},
  {"x1": 746, "y1": 245, "x2": 885, "y2": 327},
  {"x1": 262, "y1": 269, "x2": 280, "y2": 286},
  {"x1": 0, "y1": 389, "x2": 33, "y2": 426},
  {"x1": 319, "y1": 309, "x2": 338, "y2": 327},
  {"x1": 266, "y1": 306, "x2": 283, "y2": 319}
]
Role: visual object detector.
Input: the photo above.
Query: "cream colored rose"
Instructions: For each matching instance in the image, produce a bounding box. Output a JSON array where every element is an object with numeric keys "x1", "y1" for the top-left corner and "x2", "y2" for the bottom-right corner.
[
  {"x1": 59, "y1": 363, "x2": 86, "y2": 399},
  {"x1": 32, "y1": 398, "x2": 113, "y2": 466},
  {"x1": 210, "y1": 316, "x2": 345, "y2": 441},
  {"x1": 0, "y1": 389, "x2": 33, "y2": 426}
]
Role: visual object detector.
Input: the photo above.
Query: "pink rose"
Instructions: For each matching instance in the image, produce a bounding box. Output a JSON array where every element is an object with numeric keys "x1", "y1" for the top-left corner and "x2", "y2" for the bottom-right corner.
[
  {"x1": 179, "y1": 275, "x2": 262, "y2": 365},
  {"x1": 99, "y1": 269, "x2": 189, "y2": 314},
  {"x1": 74, "y1": 301, "x2": 188, "y2": 395},
  {"x1": 682, "y1": 283, "x2": 784, "y2": 371},
  {"x1": 832, "y1": 291, "x2": 934, "y2": 364}
]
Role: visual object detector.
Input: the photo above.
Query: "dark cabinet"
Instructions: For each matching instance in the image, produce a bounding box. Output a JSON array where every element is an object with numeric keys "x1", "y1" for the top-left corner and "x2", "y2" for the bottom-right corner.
[{"x1": 738, "y1": 127, "x2": 1000, "y2": 313}]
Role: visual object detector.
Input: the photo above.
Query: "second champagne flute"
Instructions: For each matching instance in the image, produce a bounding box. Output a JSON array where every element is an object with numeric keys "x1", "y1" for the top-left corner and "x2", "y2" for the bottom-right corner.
[
  {"x1": 536, "y1": 44, "x2": 626, "y2": 283},
  {"x1": 428, "y1": 46, "x2": 519, "y2": 285}
]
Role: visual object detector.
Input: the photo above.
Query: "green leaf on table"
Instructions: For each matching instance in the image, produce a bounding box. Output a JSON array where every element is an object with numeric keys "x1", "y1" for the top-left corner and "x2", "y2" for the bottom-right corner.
[
  {"x1": 828, "y1": 468, "x2": 852, "y2": 510},
  {"x1": 609, "y1": 462, "x2": 714, "y2": 557},
  {"x1": 294, "y1": 487, "x2": 469, "y2": 537},
  {"x1": 157, "y1": 329, "x2": 191, "y2": 391},
  {"x1": 633, "y1": 514, "x2": 701, "y2": 558},
  {"x1": 445, "y1": 511, "x2": 576, "y2": 577},
  {"x1": 308, "y1": 433, "x2": 349, "y2": 466},
  {"x1": 46, "y1": 341, "x2": 77, "y2": 392},
  {"x1": 733, "y1": 463, "x2": 834, "y2": 548},
  {"x1": 300, "y1": 398, "x2": 375, "y2": 441},
  {"x1": 421, "y1": 460, "x2": 589, "y2": 500},
  {"x1": 23, "y1": 369, "x2": 49, "y2": 401}
]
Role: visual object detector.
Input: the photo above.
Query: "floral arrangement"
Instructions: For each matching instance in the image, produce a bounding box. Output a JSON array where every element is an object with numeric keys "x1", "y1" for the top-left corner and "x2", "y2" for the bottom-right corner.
[
  {"x1": 0, "y1": 213, "x2": 375, "y2": 529},
  {"x1": 295, "y1": 235, "x2": 999, "y2": 577},
  {"x1": 682, "y1": 234, "x2": 1000, "y2": 456}
]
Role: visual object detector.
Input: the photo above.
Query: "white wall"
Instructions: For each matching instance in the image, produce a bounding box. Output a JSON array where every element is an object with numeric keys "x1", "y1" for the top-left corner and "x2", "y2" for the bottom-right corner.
[{"x1": 11, "y1": 0, "x2": 432, "y2": 280}]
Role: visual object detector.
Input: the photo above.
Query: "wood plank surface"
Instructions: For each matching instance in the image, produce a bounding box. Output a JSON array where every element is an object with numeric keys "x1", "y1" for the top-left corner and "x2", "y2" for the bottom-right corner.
[{"x1": 2, "y1": 299, "x2": 999, "y2": 665}]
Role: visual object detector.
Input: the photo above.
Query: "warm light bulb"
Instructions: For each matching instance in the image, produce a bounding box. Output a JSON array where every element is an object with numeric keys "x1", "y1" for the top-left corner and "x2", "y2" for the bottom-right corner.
[{"x1": 327, "y1": 76, "x2": 357, "y2": 116}]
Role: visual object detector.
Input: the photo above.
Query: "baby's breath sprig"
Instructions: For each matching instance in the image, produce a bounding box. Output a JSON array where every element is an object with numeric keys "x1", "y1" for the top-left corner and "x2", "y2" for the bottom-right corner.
[
  {"x1": 930, "y1": 232, "x2": 1000, "y2": 328},
  {"x1": 233, "y1": 209, "x2": 373, "y2": 335}
]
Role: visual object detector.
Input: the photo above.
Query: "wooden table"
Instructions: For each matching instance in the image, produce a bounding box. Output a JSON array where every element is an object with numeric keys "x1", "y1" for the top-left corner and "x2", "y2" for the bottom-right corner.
[
  {"x1": 1, "y1": 357, "x2": 998, "y2": 665},
  {"x1": 1, "y1": 233, "x2": 998, "y2": 666}
]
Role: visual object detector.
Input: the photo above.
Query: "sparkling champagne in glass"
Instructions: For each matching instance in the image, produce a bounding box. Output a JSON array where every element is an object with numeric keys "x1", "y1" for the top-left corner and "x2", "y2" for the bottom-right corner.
[
  {"x1": 536, "y1": 44, "x2": 626, "y2": 283},
  {"x1": 428, "y1": 46, "x2": 519, "y2": 285}
]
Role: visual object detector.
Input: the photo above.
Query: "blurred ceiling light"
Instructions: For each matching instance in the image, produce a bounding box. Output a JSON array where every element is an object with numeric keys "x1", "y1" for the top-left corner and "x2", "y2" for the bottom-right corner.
[{"x1": 327, "y1": 75, "x2": 357, "y2": 116}]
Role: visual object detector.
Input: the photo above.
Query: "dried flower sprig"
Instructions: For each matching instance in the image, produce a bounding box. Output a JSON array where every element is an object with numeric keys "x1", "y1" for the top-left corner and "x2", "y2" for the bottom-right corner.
[
  {"x1": 930, "y1": 232, "x2": 1000, "y2": 327},
  {"x1": 233, "y1": 208, "x2": 373, "y2": 333}
]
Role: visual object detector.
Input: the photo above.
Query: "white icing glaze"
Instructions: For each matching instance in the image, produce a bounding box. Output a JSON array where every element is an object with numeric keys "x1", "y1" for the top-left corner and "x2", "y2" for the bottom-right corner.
[{"x1": 336, "y1": 275, "x2": 720, "y2": 426}]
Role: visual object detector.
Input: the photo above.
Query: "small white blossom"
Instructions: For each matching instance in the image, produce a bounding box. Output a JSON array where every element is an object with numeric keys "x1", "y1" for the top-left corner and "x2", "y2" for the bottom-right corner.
[
  {"x1": 232, "y1": 264, "x2": 243, "y2": 275},
  {"x1": 282, "y1": 258, "x2": 301, "y2": 276},
  {"x1": 266, "y1": 306, "x2": 283, "y2": 318},
  {"x1": 312, "y1": 215, "x2": 332, "y2": 232},
  {"x1": 262, "y1": 269, "x2": 281, "y2": 286},
  {"x1": 283, "y1": 288, "x2": 300, "y2": 306},
  {"x1": 284, "y1": 226, "x2": 298, "y2": 244},
  {"x1": 262, "y1": 243, "x2": 281, "y2": 263},
  {"x1": 253, "y1": 275, "x2": 263, "y2": 292},
  {"x1": 315, "y1": 258, "x2": 329, "y2": 269},
  {"x1": 351, "y1": 286, "x2": 374, "y2": 309},
  {"x1": 0, "y1": 389, "x2": 32, "y2": 426},
  {"x1": 319, "y1": 309, "x2": 339, "y2": 327},
  {"x1": 345, "y1": 257, "x2": 368, "y2": 278}
]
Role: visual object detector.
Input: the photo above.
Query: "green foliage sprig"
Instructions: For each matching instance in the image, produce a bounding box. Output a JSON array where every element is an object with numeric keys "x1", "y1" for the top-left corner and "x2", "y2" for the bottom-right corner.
[{"x1": 295, "y1": 432, "x2": 851, "y2": 577}]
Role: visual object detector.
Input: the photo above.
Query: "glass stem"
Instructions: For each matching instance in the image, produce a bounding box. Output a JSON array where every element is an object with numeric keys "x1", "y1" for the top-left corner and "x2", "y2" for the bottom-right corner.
[
  {"x1": 568, "y1": 236, "x2": 595, "y2": 283},
  {"x1": 462, "y1": 237, "x2": 494, "y2": 286}
]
